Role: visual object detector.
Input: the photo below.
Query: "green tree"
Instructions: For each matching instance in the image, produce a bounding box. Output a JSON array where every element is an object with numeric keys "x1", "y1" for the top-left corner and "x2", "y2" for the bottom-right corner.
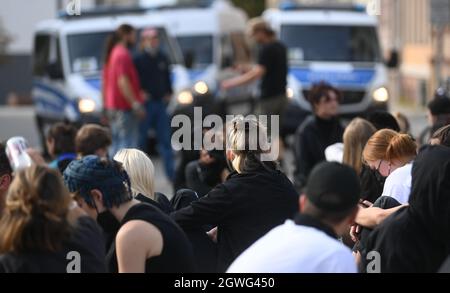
[{"x1": 231, "y1": 0, "x2": 266, "y2": 18}]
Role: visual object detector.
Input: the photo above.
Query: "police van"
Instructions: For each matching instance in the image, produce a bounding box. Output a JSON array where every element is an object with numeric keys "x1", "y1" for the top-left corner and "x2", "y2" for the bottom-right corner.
[
  {"x1": 32, "y1": 7, "x2": 189, "y2": 145},
  {"x1": 264, "y1": 2, "x2": 396, "y2": 127},
  {"x1": 147, "y1": 0, "x2": 254, "y2": 116}
]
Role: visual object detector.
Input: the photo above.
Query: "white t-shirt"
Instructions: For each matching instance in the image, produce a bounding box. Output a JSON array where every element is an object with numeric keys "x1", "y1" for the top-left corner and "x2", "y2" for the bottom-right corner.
[
  {"x1": 227, "y1": 220, "x2": 357, "y2": 273},
  {"x1": 382, "y1": 163, "x2": 412, "y2": 204},
  {"x1": 325, "y1": 143, "x2": 344, "y2": 163}
]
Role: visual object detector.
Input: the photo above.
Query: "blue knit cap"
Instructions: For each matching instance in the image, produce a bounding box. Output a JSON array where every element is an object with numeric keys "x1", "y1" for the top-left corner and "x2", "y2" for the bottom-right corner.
[{"x1": 63, "y1": 155, "x2": 132, "y2": 208}]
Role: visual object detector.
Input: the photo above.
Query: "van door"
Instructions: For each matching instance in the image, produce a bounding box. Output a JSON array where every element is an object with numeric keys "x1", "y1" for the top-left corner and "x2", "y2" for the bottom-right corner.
[
  {"x1": 33, "y1": 33, "x2": 69, "y2": 121},
  {"x1": 32, "y1": 32, "x2": 73, "y2": 151}
]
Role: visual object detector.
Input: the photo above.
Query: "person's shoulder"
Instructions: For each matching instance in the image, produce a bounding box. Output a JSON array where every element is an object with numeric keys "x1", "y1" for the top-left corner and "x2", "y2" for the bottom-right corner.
[
  {"x1": 185, "y1": 160, "x2": 200, "y2": 172},
  {"x1": 132, "y1": 50, "x2": 144, "y2": 61},
  {"x1": 297, "y1": 115, "x2": 316, "y2": 133},
  {"x1": 159, "y1": 51, "x2": 170, "y2": 61},
  {"x1": 0, "y1": 254, "x2": 29, "y2": 273},
  {"x1": 71, "y1": 216, "x2": 104, "y2": 248},
  {"x1": 116, "y1": 218, "x2": 164, "y2": 258},
  {"x1": 117, "y1": 218, "x2": 163, "y2": 246},
  {"x1": 385, "y1": 164, "x2": 412, "y2": 186},
  {"x1": 393, "y1": 163, "x2": 413, "y2": 176},
  {"x1": 274, "y1": 40, "x2": 287, "y2": 50}
]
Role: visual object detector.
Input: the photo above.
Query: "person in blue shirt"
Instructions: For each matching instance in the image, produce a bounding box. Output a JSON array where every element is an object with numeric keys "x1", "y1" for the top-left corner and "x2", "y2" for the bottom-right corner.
[
  {"x1": 46, "y1": 122, "x2": 78, "y2": 174},
  {"x1": 133, "y1": 28, "x2": 174, "y2": 182}
]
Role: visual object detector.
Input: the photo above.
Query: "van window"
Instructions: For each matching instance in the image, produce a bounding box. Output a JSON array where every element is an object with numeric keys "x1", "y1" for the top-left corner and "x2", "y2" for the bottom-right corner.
[
  {"x1": 67, "y1": 31, "x2": 111, "y2": 75},
  {"x1": 33, "y1": 35, "x2": 51, "y2": 76},
  {"x1": 67, "y1": 28, "x2": 180, "y2": 75},
  {"x1": 33, "y1": 34, "x2": 64, "y2": 78},
  {"x1": 177, "y1": 35, "x2": 213, "y2": 68},
  {"x1": 281, "y1": 25, "x2": 381, "y2": 64}
]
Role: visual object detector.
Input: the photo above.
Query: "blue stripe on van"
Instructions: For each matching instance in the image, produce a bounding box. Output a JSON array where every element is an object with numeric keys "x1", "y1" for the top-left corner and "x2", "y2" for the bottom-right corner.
[
  {"x1": 34, "y1": 97, "x2": 65, "y2": 113},
  {"x1": 85, "y1": 77, "x2": 102, "y2": 91},
  {"x1": 290, "y1": 68, "x2": 375, "y2": 88},
  {"x1": 33, "y1": 81, "x2": 69, "y2": 103},
  {"x1": 188, "y1": 69, "x2": 205, "y2": 82}
]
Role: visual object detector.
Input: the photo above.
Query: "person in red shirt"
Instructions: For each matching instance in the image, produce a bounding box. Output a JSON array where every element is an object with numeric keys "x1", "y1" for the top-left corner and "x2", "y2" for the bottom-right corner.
[{"x1": 102, "y1": 24, "x2": 145, "y2": 156}]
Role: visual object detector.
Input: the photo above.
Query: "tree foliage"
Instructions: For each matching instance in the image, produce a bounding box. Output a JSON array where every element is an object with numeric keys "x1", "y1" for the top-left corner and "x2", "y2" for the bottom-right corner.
[{"x1": 231, "y1": 0, "x2": 266, "y2": 18}]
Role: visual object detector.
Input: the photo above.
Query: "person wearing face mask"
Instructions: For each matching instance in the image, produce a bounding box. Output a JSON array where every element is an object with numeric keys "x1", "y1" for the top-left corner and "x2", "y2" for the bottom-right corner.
[
  {"x1": 350, "y1": 129, "x2": 417, "y2": 265},
  {"x1": 185, "y1": 131, "x2": 228, "y2": 198},
  {"x1": 63, "y1": 156, "x2": 196, "y2": 273},
  {"x1": 133, "y1": 28, "x2": 175, "y2": 183},
  {"x1": 362, "y1": 145, "x2": 450, "y2": 273},
  {"x1": 171, "y1": 116, "x2": 298, "y2": 272},
  {"x1": 362, "y1": 129, "x2": 417, "y2": 205}
]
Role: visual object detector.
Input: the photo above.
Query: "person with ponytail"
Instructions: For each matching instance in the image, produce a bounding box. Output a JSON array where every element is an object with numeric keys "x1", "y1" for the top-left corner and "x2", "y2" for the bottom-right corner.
[
  {"x1": 349, "y1": 130, "x2": 417, "y2": 267},
  {"x1": 0, "y1": 165, "x2": 106, "y2": 273},
  {"x1": 362, "y1": 129, "x2": 417, "y2": 204},
  {"x1": 171, "y1": 116, "x2": 298, "y2": 272},
  {"x1": 102, "y1": 24, "x2": 145, "y2": 157}
]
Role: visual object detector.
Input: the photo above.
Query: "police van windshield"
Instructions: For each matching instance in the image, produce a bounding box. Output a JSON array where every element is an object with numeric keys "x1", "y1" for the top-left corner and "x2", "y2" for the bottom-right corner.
[
  {"x1": 67, "y1": 28, "x2": 181, "y2": 75},
  {"x1": 176, "y1": 35, "x2": 214, "y2": 69},
  {"x1": 281, "y1": 25, "x2": 381, "y2": 65}
]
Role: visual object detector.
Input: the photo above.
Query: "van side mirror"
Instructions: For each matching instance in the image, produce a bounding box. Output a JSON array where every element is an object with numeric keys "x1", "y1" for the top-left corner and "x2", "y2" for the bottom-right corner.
[
  {"x1": 184, "y1": 51, "x2": 194, "y2": 69},
  {"x1": 46, "y1": 62, "x2": 64, "y2": 80},
  {"x1": 386, "y1": 50, "x2": 400, "y2": 69}
]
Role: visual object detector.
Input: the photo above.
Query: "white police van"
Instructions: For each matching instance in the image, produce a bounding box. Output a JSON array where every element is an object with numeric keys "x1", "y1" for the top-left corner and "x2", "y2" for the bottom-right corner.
[
  {"x1": 264, "y1": 2, "x2": 394, "y2": 121},
  {"x1": 32, "y1": 7, "x2": 189, "y2": 145},
  {"x1": 147, "y1": 0, "x2": 253, "y2": 115}
]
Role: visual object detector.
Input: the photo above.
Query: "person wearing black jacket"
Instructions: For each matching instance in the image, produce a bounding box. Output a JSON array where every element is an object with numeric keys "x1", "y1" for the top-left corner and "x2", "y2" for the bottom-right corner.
[
  {"x1": 134, "y1": 28, "x2": 174, "y2": 181},
  {"x1": 362, "y1": 145, "x2": 450, "y2": 273},
  {"x1": 294, "y1": 82, "x2": 344, "y2": 191},
  {"x1": 171, "y1": 116, "x2": 298, "y2": 272}
]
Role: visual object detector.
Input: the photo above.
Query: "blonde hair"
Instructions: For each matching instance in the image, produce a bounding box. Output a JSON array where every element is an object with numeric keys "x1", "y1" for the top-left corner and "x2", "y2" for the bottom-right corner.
[
  {"x1": 114, "y1": 149, "x2": 155, "y2": 200},
  {"x1": 226, "y1": 116, "x2": 271, "y2": 173},
  {"x1": 363, "y1": 129, "x2": 417, "y2": 166},
  {"x1": 247, "y1": 17, "x2": 275, "y2": 37},
  {"x1": 343, "y1": 118, "x2": 376, "y2": 175}
]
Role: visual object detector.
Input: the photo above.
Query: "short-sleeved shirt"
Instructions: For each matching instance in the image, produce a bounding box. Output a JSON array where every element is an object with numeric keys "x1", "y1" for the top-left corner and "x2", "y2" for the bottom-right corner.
[
  {"x1": 257, "y1": 41, "x2": 288, "y2": 99},
  {"x1": 227, "y1": 218, "x2": 357, "y2": 273},
  {"x1": 103, "y1": 45, "x2": 143, "y2": 110}
]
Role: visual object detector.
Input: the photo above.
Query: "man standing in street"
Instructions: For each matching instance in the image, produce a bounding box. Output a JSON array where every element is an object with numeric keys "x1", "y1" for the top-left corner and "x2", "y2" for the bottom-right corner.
[
  {"x1": 133, "y1": 28, "x2": 175, "y2": 182},
  {"x1": 221, "y1": 18, "x2": 288, "y2": 131},
  {"x1": 103, "y1": 24, "x2": 145, "y2": 157}
]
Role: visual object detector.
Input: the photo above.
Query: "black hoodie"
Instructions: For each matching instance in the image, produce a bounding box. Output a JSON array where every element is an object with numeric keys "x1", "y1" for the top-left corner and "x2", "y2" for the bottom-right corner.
[
  {"x1": 171, "y1": 163, "x2": 298, "y2": 272},
  {"x1": 362, "y1": 145, "x2": 450, "y2": 273}
]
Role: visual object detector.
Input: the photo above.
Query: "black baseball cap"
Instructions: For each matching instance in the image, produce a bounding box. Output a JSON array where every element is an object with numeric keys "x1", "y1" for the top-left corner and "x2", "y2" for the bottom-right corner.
[{"x1": 305, "y1": 162, "x2": 361, "y2": 212}]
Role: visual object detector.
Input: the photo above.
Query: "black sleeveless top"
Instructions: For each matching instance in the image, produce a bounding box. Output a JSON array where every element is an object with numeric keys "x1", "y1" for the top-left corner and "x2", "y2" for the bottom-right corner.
[{"x1": 106, "y1": 203, "x2": 196, "y2": 273}]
